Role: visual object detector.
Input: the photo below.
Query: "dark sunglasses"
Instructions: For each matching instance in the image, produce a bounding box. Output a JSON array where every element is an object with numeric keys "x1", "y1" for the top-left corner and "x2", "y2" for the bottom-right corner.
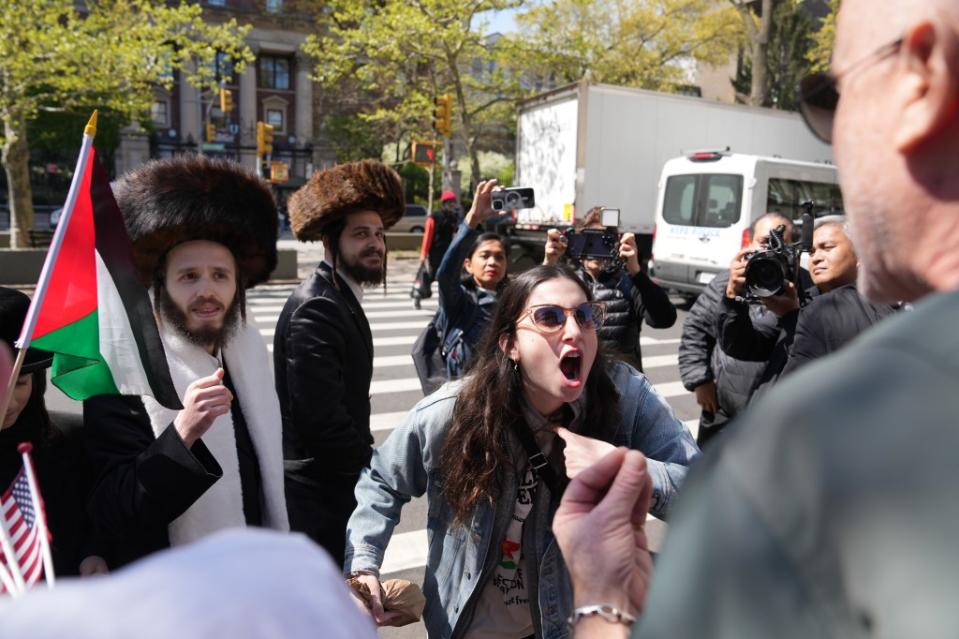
[
  {"x1": 798, "y1": 38, "x2": 903, "y2": 144},
  {"x1": 521, "y1": 302, "x2": 606, "y2": 333}
]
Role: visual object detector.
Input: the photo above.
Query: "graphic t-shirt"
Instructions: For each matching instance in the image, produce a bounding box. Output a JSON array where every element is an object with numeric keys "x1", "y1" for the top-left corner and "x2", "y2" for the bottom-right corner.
[{"x1": 465, "y1": 466, "x2": 537, "y2": 639}]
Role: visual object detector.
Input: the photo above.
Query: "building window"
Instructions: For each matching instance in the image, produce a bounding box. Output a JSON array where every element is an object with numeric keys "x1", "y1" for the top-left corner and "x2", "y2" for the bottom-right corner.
[
  {"x1": 259, "y1": 55, "x2": 291, "y2": 90},
  {"x1": 214, "y1": 52, "x2": 234, "y2": 83},
  {"x1": 265, "y1": 0, "x2": 283, "y2": 13},
  {"x1": 151, "y1": 101, "x2": 169, "y2": 127},
  {"x1": 266, "y1": 108, "x2": 285, "y2": 132}
]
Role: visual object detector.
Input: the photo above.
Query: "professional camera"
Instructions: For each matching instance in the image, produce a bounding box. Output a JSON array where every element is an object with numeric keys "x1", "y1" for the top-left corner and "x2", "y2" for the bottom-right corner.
[
  {"x1": 743, "y1": 225, "x2": 801, "y2": 298},
  {"x1": 490, "y1": 187, "x2": 535, "y2": 211},
  {"x1": 562, "y1": 208, "x2": 622, "y2": 261}
]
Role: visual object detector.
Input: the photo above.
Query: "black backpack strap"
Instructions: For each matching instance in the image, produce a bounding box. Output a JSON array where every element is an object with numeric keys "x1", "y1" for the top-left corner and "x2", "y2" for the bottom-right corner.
[{"x1": 512, "y1": 421, "x2": 564, "y2": 496}]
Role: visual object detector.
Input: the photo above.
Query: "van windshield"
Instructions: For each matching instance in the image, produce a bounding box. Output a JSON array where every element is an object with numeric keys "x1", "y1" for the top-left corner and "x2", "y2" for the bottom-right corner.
[{"x1": 663, "y1": 174, "x2": 744, "y2": 228}]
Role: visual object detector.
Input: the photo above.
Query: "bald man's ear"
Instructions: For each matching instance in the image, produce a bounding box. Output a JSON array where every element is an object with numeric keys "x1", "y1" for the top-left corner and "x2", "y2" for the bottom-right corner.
[{"x1": 894, "y1": 21, "x2": 959, "y2": 152}]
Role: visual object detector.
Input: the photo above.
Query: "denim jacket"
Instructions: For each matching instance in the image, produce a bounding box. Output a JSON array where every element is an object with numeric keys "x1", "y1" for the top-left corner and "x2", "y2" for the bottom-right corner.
[{"x1": 345, "y1": 361, "x2": 699, "y2": 639}]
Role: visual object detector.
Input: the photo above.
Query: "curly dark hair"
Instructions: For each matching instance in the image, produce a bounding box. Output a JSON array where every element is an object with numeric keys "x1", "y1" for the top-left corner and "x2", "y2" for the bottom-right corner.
[{"x1": 439, "y1": 264, "x2": 621, "y2": 525}]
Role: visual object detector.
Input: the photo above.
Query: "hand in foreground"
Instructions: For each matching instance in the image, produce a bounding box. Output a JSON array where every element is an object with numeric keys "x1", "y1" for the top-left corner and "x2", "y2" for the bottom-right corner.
[
  {"x1": 79, "y1": 555, "x2": 109, "y2": 577},
  {"x1": 464, "y1": 179, "x2": 500, "y2": 228},
  {"x1": 543, "y1": 229, "x2": 567, "y2": 266},
  {"x1": 619, "y1": 233, "x2": 641, "y2": 275},
  {"x1": 553, "y1": 448, "x2": 654, "y2": 618},
  {"x1": 556, "y1": 427, "x2": 616, "y2": 479},
  {"x1": 694, "y1": 381, "x2": 719, "y2": 414},
  {"x1": 174, "y1": 368, "x2": 233, "y2": 447},
  {"x1": 352, "y1": 573, "x2": 403, "y2": 626}
]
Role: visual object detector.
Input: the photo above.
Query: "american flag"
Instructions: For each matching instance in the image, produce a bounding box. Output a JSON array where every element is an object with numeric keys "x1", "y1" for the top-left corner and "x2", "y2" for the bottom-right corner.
[{"x1": 0, "y1": 468, "x2": 45, "y2": 593}]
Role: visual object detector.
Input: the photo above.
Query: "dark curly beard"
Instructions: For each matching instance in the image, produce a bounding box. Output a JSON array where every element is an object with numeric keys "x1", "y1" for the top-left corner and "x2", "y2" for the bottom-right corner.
[
  {"x1": 340, "y1": 246, "x2": 385, "y2": 286},
  {"x1": 156, "y1": 286, "x2": 241, "y2": 352}
]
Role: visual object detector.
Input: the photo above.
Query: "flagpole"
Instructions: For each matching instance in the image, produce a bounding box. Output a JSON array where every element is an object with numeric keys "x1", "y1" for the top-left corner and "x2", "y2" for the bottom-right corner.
[
  {"x1": 0, "y1": 496, "x2": 26, "y2": 595},
  {"x1": 0, "y1": 557, "x2": 18, "y2": 596},
  {"x1": 15, "y1": 111, "x2": 98, "y2": 356},
  {"x1": 18, "y1": 444, "x2": 54, "y2": 588}
]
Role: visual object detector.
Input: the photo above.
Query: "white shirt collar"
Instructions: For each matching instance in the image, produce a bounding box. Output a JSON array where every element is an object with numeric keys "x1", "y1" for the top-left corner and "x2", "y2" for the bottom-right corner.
[{"x1": 322, "y1": 260, "x2": 363, "y2": 303}]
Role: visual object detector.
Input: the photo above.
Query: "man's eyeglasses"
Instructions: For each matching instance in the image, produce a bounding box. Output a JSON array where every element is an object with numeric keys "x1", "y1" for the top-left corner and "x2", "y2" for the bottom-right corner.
[
  {"x1": 520, "y1": 303, "x2": 606, "y2": 333},
  {"x1": 798, "y1": 38, "x2": 903, "y2": 144}
]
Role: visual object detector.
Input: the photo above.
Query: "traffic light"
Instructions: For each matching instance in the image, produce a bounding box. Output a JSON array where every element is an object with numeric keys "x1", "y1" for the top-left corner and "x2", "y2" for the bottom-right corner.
[
  {"x1": 256, "y1": 121, "x2": 274, "y2": 156},
  {"x1": 205, "y1": 122, "x2": 216, "y2": 143},
  {"x1": 219, "y1": 88, "x2": 233, "y2": 114},
  {"x1": 432, "y1": 94, "x2": 452, "y2": 138},
  {"x1": 412, "y1": 142, "x2": 437, "y2": 165}
]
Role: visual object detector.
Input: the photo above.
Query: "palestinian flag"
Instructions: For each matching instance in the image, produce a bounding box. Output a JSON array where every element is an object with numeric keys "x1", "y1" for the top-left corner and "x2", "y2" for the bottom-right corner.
[{"x1": 18, "y1": 113, "x2": 181, "y2": 410}]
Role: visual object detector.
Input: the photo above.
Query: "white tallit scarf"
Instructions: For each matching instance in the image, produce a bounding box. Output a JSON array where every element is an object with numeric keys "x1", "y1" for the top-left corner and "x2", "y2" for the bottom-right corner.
[{"x1": 141, "y1": 320, "x2": 289, "y2": 547}]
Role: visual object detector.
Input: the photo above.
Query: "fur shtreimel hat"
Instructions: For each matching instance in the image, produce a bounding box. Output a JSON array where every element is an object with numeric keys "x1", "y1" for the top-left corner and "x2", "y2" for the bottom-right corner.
[
  {"x1": 114, "y1": 156, "x2": 278, "y2": 289},
  {"x1": 288, "y1": 160, "x2": 404, "y2": 242}
]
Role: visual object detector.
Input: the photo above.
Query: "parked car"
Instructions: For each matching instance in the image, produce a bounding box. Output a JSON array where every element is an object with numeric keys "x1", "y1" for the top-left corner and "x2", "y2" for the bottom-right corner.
[{"x1": 391, "y1": 204, "x2": 428, "y2": 233}]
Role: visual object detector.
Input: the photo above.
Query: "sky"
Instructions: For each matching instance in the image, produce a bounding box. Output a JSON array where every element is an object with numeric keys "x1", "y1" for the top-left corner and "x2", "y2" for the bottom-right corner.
[{"x1": 482, "y1": 7, "x2": 519, "y2": 35}]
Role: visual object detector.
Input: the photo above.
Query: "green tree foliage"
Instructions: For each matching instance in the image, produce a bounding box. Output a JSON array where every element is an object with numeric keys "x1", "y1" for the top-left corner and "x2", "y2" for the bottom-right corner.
[
  {"x1": 0, "y1": 0, "x2": 252, "y2": 247},
  {"x1": 733, "y1": 0, "x2": 815, "y2": 110},
  {"x1": 303, "y1": 0, "x2": 524, "y2": 190},
  {"x1": 808, "y1": 0, "x2": 840, "y2": 72},
  {"x1": 511, "y1": 0, "x2": 744, "y2": 91}
]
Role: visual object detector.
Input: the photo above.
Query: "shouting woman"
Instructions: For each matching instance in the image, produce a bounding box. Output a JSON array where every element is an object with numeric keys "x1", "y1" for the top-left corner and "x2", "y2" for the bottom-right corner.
[{"x1": 345, "y1": 265, "x2": 698, "y2": 638}]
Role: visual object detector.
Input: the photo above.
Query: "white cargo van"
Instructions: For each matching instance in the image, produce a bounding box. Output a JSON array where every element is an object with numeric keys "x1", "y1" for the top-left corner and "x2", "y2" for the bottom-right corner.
[{"x1": 650, "y1": 150, "x2": 842, "y2": 297}]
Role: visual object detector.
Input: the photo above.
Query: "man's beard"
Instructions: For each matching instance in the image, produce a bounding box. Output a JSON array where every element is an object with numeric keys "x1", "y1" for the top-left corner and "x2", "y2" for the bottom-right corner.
[
  {"x1": 157, "y1": 286, "x2": 242, "y2": 351},
  {"x1": 340, "y1": 246, "x2": 385, "y2": 286}
]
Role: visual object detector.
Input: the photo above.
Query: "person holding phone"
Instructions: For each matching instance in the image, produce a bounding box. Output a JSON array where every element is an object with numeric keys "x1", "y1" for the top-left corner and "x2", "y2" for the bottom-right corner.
[{"x1": 544, "y1": 207, "x2": 676, "y2": 372}]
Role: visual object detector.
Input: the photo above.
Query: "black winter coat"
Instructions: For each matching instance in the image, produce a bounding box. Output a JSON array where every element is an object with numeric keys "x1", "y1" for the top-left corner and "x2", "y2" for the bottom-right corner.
[
  {"x1": 579, "y1": 267, "x2": 676, "y2": 372},
  {"x1": 780, "y1": 284, "x2": 899, "y2": 377},
  {"x1": 84, "y1": 395, "x2": 222, "y2": 567},
  {"x1": 716, "y1": 270, "x2": 817, "y2": 399},
  {"x1": 678, "y1": 271, "x2": 770, "y2": 436},
  {"x1": 0, "y1": 411, "x2": 99, "y2": 576},
  {"x1": 273, "y1": 262, "x2": 374, "y2": 565}
]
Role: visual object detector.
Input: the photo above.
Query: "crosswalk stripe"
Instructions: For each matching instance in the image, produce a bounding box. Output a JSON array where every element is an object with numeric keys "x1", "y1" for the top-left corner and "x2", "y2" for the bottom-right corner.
[
  {"x1": 373, "y1": 335, "x2": 418, "y2": 347},
  {"x1": 371, "y1": 411, "x2": 410, "y2": 432},
  {"x1": 654, "y1": 381, "x2": 688, "y2": 398},
  {"x1": 644, "y1": 354, "x2": 679, "y2": 369},
  {"x1": 373, "y1": 355, "x2": 414, "y2": 368},
  {"x1": 370, "y1": 377, "x2": 422, "y2": 395},
  {"x1": 381, "y1": 529, "x2": 428, "y2": 575}
]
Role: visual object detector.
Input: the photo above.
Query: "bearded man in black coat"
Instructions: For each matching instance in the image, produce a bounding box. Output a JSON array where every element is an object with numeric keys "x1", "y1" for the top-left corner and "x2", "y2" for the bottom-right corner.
[{"x1": 273, "y1": 160, "x2": 404, "y2": 566}]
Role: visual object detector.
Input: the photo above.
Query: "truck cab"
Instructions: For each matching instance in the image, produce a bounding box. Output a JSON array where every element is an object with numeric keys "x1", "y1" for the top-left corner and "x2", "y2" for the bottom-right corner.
[{"x1": 650, "y1": 151, "x2": 842, "y2": 297}]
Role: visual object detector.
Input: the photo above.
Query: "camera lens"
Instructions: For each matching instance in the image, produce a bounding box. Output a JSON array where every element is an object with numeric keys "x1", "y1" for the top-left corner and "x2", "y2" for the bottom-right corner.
[
  {"x1": 745, "y1": 255, "x2": 787, "y2": 298},
  {"x1": 505, "y1": 192, "x2": 520, "y2": 206}
]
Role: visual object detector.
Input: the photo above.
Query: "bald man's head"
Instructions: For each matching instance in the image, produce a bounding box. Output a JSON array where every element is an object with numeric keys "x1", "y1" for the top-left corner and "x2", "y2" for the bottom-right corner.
[{"x1": 831, "y1": 0, "x2": 959, "y2": 304}]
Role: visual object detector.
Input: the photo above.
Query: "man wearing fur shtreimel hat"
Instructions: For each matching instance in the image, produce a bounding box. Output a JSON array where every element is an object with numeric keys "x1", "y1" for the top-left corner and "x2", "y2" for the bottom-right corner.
[
  {"x1": 274, "y1": 160, "x2": 403, "y2": 566},
  {"x1": 85, "y1": 156, "x2": 289, "y2": 567}
]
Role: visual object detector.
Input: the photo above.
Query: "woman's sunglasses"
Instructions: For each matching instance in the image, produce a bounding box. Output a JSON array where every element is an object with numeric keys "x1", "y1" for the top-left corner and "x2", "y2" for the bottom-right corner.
[
  {"x1": 798, "y1": 38, "x2": 903, "y2": 144},
  {"x1": 521, "y1": 302, "x2": 606, "y2": 333}
]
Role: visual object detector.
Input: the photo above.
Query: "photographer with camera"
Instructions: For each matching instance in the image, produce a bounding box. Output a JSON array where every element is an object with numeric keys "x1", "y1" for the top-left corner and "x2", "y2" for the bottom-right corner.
[
  {"x1": 716, "y1": 213, "x2": 815, "y2": 398},
  {"x1": 678, "y1": 213, "x2": 791, "y2": 447},
  {"x1": 544, "y1": 207, "x2": 676, "y2": 372},
  {"x1": 431, "y1": 179, "x2": 510, "y2": 379}
]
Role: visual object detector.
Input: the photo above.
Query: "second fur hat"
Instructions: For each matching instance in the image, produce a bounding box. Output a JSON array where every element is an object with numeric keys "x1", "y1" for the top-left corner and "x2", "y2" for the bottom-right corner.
[{"x1": 288, "y1": 160, "x2": 404, "y2": 242}]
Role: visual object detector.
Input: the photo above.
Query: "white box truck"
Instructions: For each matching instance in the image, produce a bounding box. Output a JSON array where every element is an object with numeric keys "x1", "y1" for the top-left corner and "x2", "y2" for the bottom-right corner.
[{"x1": 510, "y1": 80, "x2": 835, "y2": 262}]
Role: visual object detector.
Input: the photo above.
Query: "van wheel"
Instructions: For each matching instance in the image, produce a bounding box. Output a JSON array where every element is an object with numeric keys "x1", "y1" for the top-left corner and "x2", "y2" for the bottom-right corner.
[{"x1": 410, "y1": 226, "x2": 424, "y2": 233}]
